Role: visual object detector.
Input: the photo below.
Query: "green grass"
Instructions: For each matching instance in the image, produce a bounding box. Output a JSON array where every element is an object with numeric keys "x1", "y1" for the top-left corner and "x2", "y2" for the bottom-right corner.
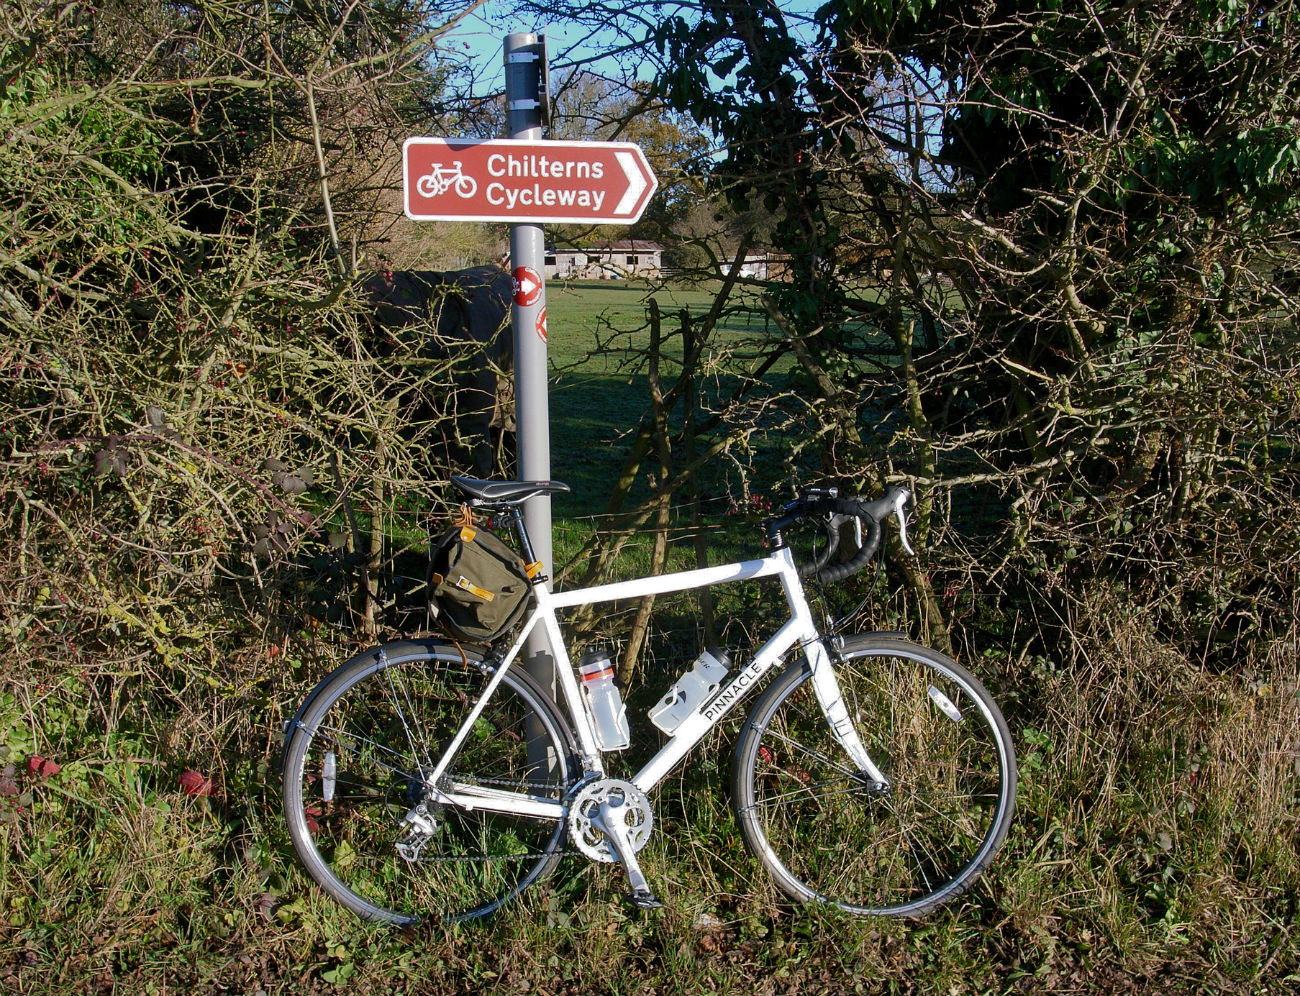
[
  {"x1": 539, "y1": 279, "x2": 801, "y2": 518},
  {"x1": 8, "y1": 626, "x2": 1298, "y2": 994},
  {"x1": 543, "y1": 278, "x2": 759, "y2": 520},
  {"x1": 539, "y1": 277, "x2": 920, "y2": 525}
]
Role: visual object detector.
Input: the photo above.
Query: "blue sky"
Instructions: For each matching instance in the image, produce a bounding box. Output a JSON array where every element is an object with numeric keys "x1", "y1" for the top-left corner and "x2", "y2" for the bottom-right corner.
[
  {"x1": 435, "y1": 0, "x2": 826, "y2": 102},
  {"x1": 435, "y1": 3, "x2": 648, "y2": 100}
]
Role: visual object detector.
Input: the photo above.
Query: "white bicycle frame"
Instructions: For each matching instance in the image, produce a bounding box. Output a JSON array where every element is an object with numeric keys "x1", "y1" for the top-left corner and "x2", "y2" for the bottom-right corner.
[{"x1": 421, "y1": 542, "x2": 889, "y2": 822}]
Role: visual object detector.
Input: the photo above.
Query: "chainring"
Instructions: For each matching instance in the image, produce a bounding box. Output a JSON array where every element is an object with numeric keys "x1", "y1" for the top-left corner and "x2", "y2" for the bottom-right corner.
[{"x1": 566, "y1": 777, "x2": 653, "y2": 863}]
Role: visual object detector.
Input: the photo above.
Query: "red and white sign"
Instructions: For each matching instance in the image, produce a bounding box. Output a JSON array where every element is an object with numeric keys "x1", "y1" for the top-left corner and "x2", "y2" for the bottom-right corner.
[
  {"x1": 535, "y1": 306, "x2": 548, "y2": 343},
  {"x1": 404, "y1": 138, "x2": 658, "y2": 224},
  {"x1": 513, "y1": 266, "x2": 543, "y2": 307}
]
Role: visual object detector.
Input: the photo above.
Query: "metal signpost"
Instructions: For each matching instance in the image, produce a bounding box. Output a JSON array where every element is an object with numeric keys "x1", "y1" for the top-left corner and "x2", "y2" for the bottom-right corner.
[
  {"x1": 403, "y1": 31, "x2": 657, "y2": 690},
  {"x1": 503, "y1": 32, "x2": 554, "y2": 686}
]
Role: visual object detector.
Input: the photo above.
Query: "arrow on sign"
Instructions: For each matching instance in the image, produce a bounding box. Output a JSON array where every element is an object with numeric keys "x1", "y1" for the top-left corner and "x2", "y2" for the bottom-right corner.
[
  {"x1": 614, "y1": 151, "x2": 649, "y2": 216},
  {"x1": 404, "y1": 138, "x2": 658, "y2": 225}
]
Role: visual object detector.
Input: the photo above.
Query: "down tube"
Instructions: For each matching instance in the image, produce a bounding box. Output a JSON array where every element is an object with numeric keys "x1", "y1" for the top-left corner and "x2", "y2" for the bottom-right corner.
[{"x1": 630, "y1": 618, "x2": 804, "y2": 793}]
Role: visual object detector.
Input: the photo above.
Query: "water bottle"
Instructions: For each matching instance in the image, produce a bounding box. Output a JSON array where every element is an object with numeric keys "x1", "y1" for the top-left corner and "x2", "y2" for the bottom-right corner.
[
  {"x1": 579, "y1": 652, "x2": 630, "y2": 751},
  {"x1": 649, "y1": 647, "x2": 732, "y2": 734}
]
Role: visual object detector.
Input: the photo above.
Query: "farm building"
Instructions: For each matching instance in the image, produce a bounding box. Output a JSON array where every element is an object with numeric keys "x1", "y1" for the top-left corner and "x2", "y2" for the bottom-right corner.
[
  {"x1": 546, "y1": 241, "x2": 662, "y2": 279},
  {"x1": 730, "y1": 253, "x2": 792, "y2": 280}
]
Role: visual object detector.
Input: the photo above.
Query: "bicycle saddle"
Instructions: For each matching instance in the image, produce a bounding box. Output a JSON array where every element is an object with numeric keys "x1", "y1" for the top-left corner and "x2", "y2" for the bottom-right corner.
[{"x1": 451, "y1": 476, "x2": 572, "y2": 504}]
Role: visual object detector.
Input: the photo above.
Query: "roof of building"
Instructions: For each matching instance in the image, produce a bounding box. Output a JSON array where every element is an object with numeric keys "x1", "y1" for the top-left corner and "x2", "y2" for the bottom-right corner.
[{"x1": 584, "y1": 240, "x2": 662, "y2": 253}]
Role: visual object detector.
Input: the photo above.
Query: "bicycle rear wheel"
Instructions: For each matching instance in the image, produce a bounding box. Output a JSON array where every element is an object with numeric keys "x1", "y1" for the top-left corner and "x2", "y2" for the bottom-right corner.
[
  {"x1": 732, "y1": 636, "x2": 1016, "y2": 917},
  {"x1": 282, "y1": 640, "x2": 577, "y2": 924}
]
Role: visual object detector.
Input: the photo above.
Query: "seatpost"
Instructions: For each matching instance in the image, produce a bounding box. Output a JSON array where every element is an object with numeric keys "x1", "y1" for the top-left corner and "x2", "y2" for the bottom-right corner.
[{"x1": 506, "y1": 504, "x2": 540, "y2": 573}]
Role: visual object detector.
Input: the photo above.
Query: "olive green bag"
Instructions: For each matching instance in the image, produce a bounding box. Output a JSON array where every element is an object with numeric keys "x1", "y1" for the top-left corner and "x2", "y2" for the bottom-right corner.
[{"x1": 427, "y1": 524, "x2": 532, "y2": 643}]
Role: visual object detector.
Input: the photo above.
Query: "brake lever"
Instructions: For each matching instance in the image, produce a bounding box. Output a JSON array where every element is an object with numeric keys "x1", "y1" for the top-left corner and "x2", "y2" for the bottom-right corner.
[
  {"x1": 824, "y1": 511, "x2": 860, "y2": 547},
  {"x1": 890, "y1": 489, "x2": 916, "y2": 556}
]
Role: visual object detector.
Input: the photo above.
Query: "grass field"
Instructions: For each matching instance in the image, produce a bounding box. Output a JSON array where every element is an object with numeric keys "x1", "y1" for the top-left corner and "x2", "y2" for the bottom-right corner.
[{"x1": 544, "y1": 278, "x2": 789, "y2": 520}]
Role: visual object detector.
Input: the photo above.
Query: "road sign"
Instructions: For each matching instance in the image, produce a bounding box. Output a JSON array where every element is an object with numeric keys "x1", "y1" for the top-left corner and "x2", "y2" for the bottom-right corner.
[
  {"x1": 404, "y1": 138, "x2": 658, "y2": 224},
  {"x1": 512, "y1": 265, "x2": 543, "y2": 307}
]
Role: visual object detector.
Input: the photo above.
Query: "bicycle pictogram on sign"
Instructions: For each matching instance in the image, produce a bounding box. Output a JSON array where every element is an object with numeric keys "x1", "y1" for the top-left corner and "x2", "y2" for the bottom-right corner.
[{"x1": 415, "y1": 161, "x2": 477, "y2": 199}]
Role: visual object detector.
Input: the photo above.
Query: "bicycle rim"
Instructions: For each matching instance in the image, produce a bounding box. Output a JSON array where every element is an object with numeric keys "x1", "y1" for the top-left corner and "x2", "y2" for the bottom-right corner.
[
  {"x1": 733, "y1": 637, "x2": 1016, "y2": 917},
  {"x1": 282, "y1": 641, "x2": 576, "y2": 924}
]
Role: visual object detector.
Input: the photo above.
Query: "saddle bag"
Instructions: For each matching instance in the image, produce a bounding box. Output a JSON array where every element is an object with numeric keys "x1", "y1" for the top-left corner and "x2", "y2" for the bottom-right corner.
[{"x1": 427, "y1": 522, "x2": 532, "y2": 643}]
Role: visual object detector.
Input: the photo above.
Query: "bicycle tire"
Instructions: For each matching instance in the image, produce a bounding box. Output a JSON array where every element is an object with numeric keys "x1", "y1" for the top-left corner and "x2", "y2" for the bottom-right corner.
[
  {"x1": 732, "y1": 636, "x2": 1016, "y2": 917},
  {"x1": 282, "y1": 640, "x2": 578, "y2": 924}
]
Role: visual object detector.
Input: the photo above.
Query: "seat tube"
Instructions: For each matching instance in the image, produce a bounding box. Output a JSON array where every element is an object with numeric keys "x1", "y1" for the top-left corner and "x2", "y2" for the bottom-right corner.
[
  {"x1": 531, "y1": 585, "x2": 604, "y2": 770},
  {"x1": 777, "y1": 552, "x2": 890, "y2": 787}
]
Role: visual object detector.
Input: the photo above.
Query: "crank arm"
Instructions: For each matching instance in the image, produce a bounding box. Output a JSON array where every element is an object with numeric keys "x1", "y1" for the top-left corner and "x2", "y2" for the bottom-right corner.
[{"x1": 592, "y1": 796, "x2": 663, "y2": 909}]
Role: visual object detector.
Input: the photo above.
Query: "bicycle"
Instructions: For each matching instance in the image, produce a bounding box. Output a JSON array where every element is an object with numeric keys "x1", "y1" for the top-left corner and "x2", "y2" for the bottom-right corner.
[{"x1": 281, "y1": 476, "x2": 1017, "y2": 924}]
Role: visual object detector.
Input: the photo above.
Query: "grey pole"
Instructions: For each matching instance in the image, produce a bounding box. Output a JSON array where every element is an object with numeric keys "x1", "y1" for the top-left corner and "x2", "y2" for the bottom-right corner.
[{"x1": 504, "y1": 32, "x2": 555, "y2": 694}]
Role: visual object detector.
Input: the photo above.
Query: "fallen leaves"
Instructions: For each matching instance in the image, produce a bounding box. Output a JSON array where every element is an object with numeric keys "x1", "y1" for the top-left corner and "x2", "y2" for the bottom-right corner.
[
  {"x1": 178, "y1": 769, "x2": 218, "y2": 797},
  {"x1": 28, "y1": 756, "x2": 61, "y2": 778}
]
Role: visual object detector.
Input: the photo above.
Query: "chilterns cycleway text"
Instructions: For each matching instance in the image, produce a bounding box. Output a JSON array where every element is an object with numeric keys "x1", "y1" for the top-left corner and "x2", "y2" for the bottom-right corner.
[
  {"x1": 484, "y1": 152, "x2": 611, "y2": 212},
  {"x1": 486, "y1": 153, "x2": 606, "y2": 180}
]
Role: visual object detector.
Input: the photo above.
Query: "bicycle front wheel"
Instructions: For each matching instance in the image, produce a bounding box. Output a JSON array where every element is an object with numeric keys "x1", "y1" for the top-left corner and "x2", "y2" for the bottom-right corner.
[
  {"x1": 732, "y1": 636, "x2": 1016, "y2": 917},
  {"x1": 282, "y1": 640, "x2": 578, "y2": 924}
]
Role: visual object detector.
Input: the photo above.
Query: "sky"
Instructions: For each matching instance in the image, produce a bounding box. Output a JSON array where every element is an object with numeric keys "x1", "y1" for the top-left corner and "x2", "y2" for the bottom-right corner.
[
  {"x1": 434, "y1": 3, "x2": 651, "y2": 102},
  {"x1": 432, "y1": 0, "x2": 826, "y2": 104}
]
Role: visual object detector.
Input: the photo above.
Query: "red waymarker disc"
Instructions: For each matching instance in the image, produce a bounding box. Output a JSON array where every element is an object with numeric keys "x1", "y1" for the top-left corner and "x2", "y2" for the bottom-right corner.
[
  {"x1": 535, "y1": 306, "x2": 548, "y2": 343},
  {"x1": 512, "y1": 266, "x2": 543, "y2": 307}
]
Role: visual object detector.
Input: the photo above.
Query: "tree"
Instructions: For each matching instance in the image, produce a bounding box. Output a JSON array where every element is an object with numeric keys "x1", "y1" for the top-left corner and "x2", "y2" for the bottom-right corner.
[
  {"x1": 544, "y1": 70, "x2": 714, "y2": 247},
  {"x1": 648, "y1": 0, "x2": 1300, "y2": 656},
  {"x1": 0, "y1": 0, "x2": 495, "y2": 661}
]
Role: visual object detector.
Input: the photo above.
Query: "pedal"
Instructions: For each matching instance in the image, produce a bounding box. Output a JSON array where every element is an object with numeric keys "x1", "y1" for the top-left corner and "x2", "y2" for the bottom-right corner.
[{"x1": 626, "y1": 888, "x2": 664, "y2": 911}]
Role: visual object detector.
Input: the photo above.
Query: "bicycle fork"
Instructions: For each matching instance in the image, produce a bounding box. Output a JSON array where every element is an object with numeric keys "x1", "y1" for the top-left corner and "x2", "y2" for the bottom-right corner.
[
  {"x1": 805, "y1": 638, "x2": 890, "y2": 788},
  {"x1": 776, "y1": 555, "x2": 891, "y2": 789}
]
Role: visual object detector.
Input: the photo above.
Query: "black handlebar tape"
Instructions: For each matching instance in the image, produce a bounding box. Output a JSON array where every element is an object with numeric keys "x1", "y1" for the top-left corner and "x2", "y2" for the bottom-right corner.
[
  {"x1": 855, "y1": 486, "x2": 909, "y2": 524},
  {"x1": 795, "y1": 510, "x2": 846, "y2": 578},
  {"x1": 788, "y1": 486, "x2": 909, "y2": 583},
  {"x1": 809, "y1": 509, "x2": 882, "y2": 584},
  {"x1": 786, "y1": 497, "x2": 871, "y2": 582}
]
